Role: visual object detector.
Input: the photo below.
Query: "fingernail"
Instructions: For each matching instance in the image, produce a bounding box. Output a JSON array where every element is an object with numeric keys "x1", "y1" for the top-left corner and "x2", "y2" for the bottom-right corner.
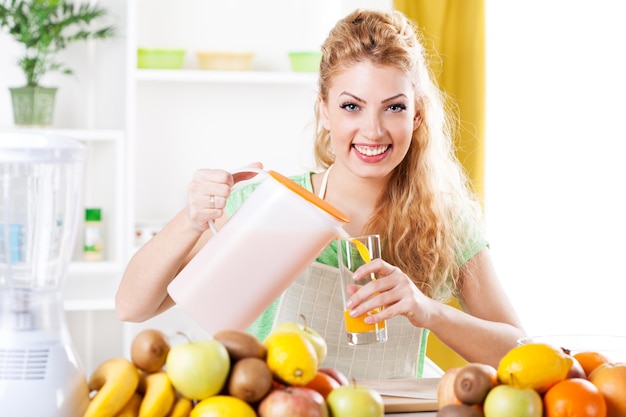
[{"x1": 346, "y1": 299, "x2": 354, "y2": 309}]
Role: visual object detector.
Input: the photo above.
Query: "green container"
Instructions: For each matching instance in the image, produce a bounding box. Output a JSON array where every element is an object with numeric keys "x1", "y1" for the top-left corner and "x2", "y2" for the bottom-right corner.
[
  {"x1": 288, "y1": 51, "x2": 322, "y2": 73},
  {"x1": 137, "y1": 48, "x2": 186, "y2": 69},
  {"x1": 85, "y1": 208, "x2": 102, "y2": 222},
  {"x1": 9, "y1": 86, "x2": 57, "y2": 126}
]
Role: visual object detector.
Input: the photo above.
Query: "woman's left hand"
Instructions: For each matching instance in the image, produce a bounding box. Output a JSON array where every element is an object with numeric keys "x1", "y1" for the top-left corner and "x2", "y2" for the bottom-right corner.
[{"x1": 346, "y1": 259, "x2": 435, "y2": 328}]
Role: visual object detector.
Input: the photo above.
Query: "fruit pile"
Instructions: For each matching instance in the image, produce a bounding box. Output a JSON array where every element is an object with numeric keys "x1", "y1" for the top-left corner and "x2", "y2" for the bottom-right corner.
[
  {"x1": 437, "y1": 342, "x2": 626, "y2": 417},
  {"x1": 83, "y1": 316, "x2": 385, "y2": 417}
]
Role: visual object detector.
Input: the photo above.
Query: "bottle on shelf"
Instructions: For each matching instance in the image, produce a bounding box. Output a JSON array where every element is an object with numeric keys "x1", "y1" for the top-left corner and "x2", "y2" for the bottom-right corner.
[{"x1": 83, "y1": 207, "x2": 104, "y2": 261}]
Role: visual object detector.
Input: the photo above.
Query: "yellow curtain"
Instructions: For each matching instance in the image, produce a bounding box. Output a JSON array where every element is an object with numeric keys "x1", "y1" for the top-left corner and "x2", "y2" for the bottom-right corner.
[
  {"x1": 394, "y1": 0, "x2": 485, "y2": 200},
  {"x1": 393, "y1": 0, "x2": 485, "y2": 371}
]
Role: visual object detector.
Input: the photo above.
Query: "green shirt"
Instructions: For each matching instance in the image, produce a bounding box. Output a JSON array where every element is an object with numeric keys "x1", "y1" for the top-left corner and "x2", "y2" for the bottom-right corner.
[
  {"x1": 226, "y1": 171, "x2": 486, "y2": 268},
  {"x1": 225, "y1": 171, "x2": 487, "y2": 340}
]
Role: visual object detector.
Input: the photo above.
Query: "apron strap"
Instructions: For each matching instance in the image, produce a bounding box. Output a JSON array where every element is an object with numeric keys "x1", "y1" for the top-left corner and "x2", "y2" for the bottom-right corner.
[{"x1": 318, "y1": 164, "x2": 333, "y2": 199}]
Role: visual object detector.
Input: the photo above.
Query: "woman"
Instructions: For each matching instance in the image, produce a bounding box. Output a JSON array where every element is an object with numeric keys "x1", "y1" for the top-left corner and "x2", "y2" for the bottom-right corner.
[{"x1": 116, "y1": 9, "x2": 525, "y2": 379}]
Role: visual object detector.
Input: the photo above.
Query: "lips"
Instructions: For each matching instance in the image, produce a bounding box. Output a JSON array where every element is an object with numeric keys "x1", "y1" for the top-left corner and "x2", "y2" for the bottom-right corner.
[{"x1": 353, "y1": 144, "x2": 390, "y2": 157}]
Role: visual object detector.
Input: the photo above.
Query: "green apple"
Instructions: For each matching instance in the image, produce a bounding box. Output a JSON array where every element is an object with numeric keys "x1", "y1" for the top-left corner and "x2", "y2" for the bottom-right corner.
[
  {"x1": 274, "y1": 315, "x2": 327, "y2": 363},
  {"x1": 483, "y1": 384, "x2": 542, "y2": 417},
  {"x1": 165, "y1": 336, "x2": 230, "y2": 400},
  {"x1": 326, "y1": 384, "x2": 384, "y2": 417}
]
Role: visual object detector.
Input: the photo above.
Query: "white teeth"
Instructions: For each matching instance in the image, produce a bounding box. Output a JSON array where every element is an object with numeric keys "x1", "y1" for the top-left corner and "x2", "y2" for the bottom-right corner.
[{"x1": 353, "y1": 144, "x2": 390, "y2": 156}]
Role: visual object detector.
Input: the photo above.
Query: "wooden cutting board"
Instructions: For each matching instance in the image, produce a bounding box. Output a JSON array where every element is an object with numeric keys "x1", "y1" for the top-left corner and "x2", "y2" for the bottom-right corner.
[{"x1": 359, "y1": 378, "x2": 440, "y2": 413}]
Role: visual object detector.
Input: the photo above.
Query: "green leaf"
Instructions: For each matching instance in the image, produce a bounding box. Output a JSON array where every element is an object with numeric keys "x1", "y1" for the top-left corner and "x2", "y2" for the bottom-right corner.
[{"x1": 0, "y1": 0, "x2": 116, "y2": 86}]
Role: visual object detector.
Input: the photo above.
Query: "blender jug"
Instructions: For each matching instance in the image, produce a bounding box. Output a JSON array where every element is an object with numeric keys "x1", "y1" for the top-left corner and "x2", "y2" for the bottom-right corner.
[
  {"x1": 167, "y1": 168, "x2": 350, "y2": 335},
  {"x1": 0, "y1": 132, "x2": 90, "y2": 416}
]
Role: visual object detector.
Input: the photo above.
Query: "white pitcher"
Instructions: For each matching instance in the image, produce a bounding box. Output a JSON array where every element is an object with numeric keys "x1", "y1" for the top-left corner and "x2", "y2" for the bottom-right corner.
[{"x1": 167, "y1": 168, "x2": 350, "y2": 335}]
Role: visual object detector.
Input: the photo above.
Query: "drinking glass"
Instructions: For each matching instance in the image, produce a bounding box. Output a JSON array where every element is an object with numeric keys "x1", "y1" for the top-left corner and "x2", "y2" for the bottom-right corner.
[{"x1": 337, "y1": 234, "x2": 388, "y2": 345}]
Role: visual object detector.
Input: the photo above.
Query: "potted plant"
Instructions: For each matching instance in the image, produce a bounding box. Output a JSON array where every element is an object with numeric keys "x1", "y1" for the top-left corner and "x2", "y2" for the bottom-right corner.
[{"x1": 0, "y1": 0, "x2": 115, "y2": 126}]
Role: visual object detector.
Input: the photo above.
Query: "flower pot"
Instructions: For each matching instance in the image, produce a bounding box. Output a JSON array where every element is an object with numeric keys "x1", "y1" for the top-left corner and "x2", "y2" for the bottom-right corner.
[{"x1": 9, "y1": 86, "x2": 58, "y2": 127}]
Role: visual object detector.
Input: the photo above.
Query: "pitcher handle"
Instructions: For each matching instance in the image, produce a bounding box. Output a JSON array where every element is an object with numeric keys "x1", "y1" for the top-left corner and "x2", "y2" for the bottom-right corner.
[{"x1": 207, "y1": 166, "x2": 267, "y2": 235}]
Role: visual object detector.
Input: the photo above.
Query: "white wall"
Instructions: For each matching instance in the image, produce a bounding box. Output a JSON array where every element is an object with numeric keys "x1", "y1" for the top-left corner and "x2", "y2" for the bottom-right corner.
[
  {"x1": 0, "y1": 0, "x2": 127, "y2": 128},
  {"x1": 129, "y1": 0, "x2": 392, "y2": 224},
  {"x1": 3, "y1": 0, "x2": 625, "y2": 353},
  {"x1": 484, "y1": 0, "x2": 626, "y2": 337}
]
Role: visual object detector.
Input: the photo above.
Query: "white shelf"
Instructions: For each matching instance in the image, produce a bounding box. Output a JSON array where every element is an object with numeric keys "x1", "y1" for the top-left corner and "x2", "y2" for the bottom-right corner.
[
  {"x1": 133, "y1": 68, "x2": 318, "y2": 85},
  {"x1": 52, "y1": 129, "x2": 124, "y2": 142},
  {"x1": 69, "y1": 261, "x2": 125, "y2": 276},
  {"x1": 0, "y1": 127, "x2": 124, "y2": 142},
  {"x1": 64, "y1": 269, "x2": 122, "y2": 311},
  {"x1": 64, "y1": 298, "x2": 117, "y2": 311}
]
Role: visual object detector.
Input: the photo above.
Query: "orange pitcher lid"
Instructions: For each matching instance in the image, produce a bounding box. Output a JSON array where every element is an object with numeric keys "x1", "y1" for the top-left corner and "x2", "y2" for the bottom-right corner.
[{"x1": 268, "y1": 170, "x2": 350, "y2": 223}]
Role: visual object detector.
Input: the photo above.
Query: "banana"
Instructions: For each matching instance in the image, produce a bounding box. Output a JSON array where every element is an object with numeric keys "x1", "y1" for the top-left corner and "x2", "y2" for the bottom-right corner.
[
  {"x1": 138, "y1": 371, "x2": 176, "y2": 417},
  {"x1": 84, "y1": 357, "x2": 141, "y2": 417},
  {"x1": 168, "y1": 396, "x2": 193, "y2": 417},
  {"x1": 115, "y1": 392, "x2": 143, "y2": 417}
]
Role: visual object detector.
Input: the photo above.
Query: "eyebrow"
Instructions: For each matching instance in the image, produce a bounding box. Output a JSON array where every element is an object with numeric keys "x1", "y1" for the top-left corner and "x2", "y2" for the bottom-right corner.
[{"x1": 339, "y1": 92, "x2": 408, "y2": 104}]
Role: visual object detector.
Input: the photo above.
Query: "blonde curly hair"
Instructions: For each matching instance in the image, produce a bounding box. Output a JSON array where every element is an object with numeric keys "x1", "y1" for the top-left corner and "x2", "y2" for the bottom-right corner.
[{"x1": 314, "y1": 9, "x2": 484, "y2": 299}]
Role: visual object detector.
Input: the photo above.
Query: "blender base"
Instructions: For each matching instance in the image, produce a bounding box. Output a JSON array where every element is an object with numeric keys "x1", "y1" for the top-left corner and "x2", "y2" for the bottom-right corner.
[{"x1": 0, "y1": 331, "x2": 90, "y2": 417}]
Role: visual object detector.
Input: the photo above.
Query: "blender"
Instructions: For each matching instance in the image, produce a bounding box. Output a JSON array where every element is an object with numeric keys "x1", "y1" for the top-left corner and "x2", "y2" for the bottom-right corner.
[{"x1": 0, "y1": 132, "x2": 90, "y2": 416}]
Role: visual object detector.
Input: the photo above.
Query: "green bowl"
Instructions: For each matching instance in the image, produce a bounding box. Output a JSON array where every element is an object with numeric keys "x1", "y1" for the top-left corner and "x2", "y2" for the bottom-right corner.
[
  {"x1": 288, "y1": 51, "x2": 322, "y2": 73},
  {"x1": 137, "y1": 48, "x2": 185, "y2": 69}
]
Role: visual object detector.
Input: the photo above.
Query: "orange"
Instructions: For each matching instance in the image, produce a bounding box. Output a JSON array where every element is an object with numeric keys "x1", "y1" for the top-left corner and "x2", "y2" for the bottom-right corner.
[
  {"x1": 304, "y1": 370, "x2": 341, "y2": 399},
  {"x1": 589, "y1": 363, "x2": 626, "y2": 417},
  {"x1": 573, "y1": 351, "x2": 610, "y2": 377},
  {"x1": 544, "y1": 378, "x2": 606, "y2": 417}
]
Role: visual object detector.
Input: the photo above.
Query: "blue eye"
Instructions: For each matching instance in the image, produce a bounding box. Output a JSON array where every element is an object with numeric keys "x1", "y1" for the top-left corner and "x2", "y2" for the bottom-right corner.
[
  {"x1": 388, "y1": 103, "x2": 407, "y2": 113},
  {"x1": 340, "y1": 102, "x2": 360, "y2": 112}
]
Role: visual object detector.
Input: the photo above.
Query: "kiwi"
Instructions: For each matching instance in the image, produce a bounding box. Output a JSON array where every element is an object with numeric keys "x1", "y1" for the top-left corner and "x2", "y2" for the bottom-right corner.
[
  {"x1": 213, "y1": 329, "x2": 267, "y2": 361},
  {"x1": 453, "y1": 363, "x2": 496, "y2": 405},
  {"x1": 130, "y1": 329, "x2": 170, "y2": 373},
  {"x1": 437, "y1": 404, "x2": 484, "y2": 417},
  {"x1": 227, "y1": 357, "x2": 273, "y2": 403}
]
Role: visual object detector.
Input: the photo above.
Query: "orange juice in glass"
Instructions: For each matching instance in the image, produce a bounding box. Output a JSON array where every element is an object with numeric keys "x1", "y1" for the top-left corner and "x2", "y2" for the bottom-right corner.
[{"x1": 337, "y1": 234, "x2": 388, "y2": 345}]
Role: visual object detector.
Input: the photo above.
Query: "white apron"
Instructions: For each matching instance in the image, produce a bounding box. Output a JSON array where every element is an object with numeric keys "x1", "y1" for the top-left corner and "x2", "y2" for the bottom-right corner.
[
  {"x1": 273, "y1": 262, "x2": 429, "y2": 379},
  {"x1": 271, "y1": 166, "x2": 428, "y2": 379}
]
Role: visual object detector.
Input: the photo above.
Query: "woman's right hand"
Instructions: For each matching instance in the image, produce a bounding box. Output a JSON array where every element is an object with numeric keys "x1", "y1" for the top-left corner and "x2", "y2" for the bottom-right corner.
[{"x1": 186, "y1": 162, "x2": 263, "y2": 232}]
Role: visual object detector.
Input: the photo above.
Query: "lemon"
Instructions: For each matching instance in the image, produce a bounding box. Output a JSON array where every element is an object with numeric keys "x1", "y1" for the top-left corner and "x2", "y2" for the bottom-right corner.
[
  {"x1": 190, "y1": 395, "x2": 256, "y2": 417},
  {"x1": 264, "y1": 330, "x2": 318, "y2": 386},
  {"x1": 497, "y1": 342, "x2": 573, "y2": 393}
]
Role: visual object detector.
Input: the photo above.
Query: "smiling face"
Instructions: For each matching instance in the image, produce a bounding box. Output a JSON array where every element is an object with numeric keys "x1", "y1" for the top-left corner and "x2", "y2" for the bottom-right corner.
[{"x1": 319, "y1": 60, "x2": 421, "y2": 181}]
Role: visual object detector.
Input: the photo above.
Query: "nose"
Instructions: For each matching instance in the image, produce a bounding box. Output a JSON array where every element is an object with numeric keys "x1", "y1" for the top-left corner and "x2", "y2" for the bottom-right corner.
[{"x1": 361, "y1": 109, "x2": 384, "y2": 141}]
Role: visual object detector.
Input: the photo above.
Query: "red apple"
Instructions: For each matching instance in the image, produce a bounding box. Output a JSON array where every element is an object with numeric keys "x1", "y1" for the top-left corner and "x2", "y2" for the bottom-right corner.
[
  {"x1": 567, "y1": 357, "x2": 586, "y2": 379},
  {"x1": 559, "y1": 347, "x2": 587, "y2": 379},
  {"x1": 326, "y1": 383, "x2": 384, "y2": 417},
  {"x1": 258, "y1": 386, "x2": 328, "y2": 417},
  {"x1": 318, "y1": 367, "x2": 350, "y2": 386}
]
